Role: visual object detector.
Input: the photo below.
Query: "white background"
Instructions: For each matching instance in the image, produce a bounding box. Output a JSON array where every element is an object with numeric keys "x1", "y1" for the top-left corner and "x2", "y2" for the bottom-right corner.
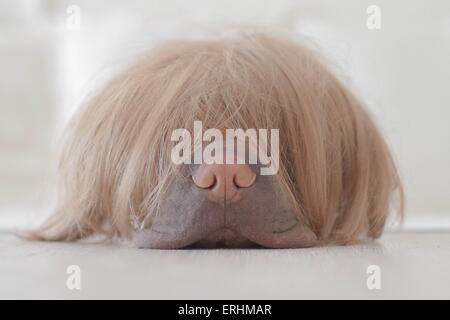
[{"x1": 1, "y1": 0, "x2": 449, "y2": 230}]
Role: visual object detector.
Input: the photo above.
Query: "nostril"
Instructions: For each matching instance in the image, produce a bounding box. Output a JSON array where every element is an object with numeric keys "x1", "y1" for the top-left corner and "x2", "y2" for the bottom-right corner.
[
  {"x1": 192, "y1": 172, "x2": 216, "y2": 189},
  {"x1": 233, "y1": 167, "x2": 256, "y2": 188}
]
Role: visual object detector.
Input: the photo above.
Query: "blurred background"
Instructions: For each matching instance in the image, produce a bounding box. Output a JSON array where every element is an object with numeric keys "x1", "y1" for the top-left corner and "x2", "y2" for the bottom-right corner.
[{"x1": 1, "y1": 0, "x2": 449, "y2": 231}]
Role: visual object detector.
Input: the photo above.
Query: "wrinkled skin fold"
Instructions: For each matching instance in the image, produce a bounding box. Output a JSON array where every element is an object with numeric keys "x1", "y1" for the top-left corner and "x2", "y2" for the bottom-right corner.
[{"x1": 134, "y1": 165, "x2": 318, "y2": 249}]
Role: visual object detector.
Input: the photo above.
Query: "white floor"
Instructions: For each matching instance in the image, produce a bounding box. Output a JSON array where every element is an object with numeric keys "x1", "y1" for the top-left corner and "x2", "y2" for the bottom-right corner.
[{"x1": 0, "y1": 231, "x2": 449, "y2": 299}]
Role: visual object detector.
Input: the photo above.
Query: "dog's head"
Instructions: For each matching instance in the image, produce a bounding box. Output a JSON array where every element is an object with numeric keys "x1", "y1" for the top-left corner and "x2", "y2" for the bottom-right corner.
[{"x1": 26, "y1": 33, "x2": 403, "y2": 248}]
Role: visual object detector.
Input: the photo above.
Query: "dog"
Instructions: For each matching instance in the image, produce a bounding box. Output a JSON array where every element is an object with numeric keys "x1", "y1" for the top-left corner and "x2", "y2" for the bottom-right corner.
[{"x1": 23, "y1": 32, "x2": 403, "y2": 249}]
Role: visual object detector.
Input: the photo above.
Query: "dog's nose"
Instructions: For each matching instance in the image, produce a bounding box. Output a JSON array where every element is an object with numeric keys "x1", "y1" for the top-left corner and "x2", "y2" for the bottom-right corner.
[{"x1": 192, "y1": 163, "x2": 256, "y2": 203}]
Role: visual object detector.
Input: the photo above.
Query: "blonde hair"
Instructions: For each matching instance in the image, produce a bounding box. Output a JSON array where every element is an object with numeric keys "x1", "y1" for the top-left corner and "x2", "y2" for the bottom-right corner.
[{"x1": 22, "y1": 32, "x2": 403, "y2": 245}]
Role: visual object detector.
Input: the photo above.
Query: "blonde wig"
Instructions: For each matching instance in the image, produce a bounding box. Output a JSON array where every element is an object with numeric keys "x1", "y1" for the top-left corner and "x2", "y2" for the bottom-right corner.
[{"x1": 24, "y1": 32, "x2": 403, "y2": 245}]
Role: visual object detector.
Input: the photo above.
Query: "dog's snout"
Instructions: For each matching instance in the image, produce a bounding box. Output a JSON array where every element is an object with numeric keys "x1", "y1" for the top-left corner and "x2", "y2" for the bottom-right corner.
[{"x1": 192, "y1": 164, "x2": 256, "y2": 203}]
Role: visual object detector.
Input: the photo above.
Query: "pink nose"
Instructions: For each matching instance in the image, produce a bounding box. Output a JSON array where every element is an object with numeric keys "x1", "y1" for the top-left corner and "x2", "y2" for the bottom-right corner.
[{"x1": 192, "y1": 164, "x2": 256, "y2": 203}]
